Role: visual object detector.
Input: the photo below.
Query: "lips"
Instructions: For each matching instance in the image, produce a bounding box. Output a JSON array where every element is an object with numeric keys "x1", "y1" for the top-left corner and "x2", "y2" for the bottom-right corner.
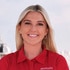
[{"x1": 28, "y1": 34, "x2": 38, "y2": 38}]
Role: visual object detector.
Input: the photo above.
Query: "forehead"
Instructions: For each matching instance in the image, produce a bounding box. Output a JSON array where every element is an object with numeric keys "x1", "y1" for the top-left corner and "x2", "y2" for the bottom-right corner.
[{"x1": 23, "y1": 11, "x2": 45, "y2": 20}]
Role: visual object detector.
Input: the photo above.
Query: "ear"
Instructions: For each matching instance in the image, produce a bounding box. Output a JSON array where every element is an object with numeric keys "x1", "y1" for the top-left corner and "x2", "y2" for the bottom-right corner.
[
  {"x1": 17, "y1": 25, "x2": 21, "y2": 34},
  {"x1": 45, "y1": 28, "x2": 48, "y2": 36}
]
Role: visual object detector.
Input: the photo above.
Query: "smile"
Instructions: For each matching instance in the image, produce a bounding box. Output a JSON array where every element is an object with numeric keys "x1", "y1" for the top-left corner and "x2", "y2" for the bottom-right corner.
[{"x1": 28, "y1": 34, "x2": 39, "y2": 38}]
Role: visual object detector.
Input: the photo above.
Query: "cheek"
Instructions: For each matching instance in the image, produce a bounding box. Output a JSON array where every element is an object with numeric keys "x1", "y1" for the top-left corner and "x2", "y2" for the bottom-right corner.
[{"x1": 20, "y1": 27, "x2": 29, "y2": 34}]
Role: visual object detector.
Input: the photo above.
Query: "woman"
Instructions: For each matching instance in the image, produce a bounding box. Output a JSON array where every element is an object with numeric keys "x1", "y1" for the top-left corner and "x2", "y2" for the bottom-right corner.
[{"x1": 0, "y1": 5, "x2": 69, "y2": 70}]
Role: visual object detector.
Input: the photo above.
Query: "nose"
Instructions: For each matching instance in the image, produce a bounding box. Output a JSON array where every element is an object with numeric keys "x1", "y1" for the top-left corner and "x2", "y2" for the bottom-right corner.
[{"x1": 30, "y1": 25, "x2": 37, "y2": 32}]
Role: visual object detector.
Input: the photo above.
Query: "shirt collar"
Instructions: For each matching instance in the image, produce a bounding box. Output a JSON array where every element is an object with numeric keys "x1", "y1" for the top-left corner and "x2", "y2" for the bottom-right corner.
[
  {"x1": 17, "y1": 46, "x2": 47, "y2": 64},
  {"x1": 35, "y1": 48, "x2": 47, "y2": 64},
  {"x1": 17, "y1": 47, "x2": 27, "y2": 63}
]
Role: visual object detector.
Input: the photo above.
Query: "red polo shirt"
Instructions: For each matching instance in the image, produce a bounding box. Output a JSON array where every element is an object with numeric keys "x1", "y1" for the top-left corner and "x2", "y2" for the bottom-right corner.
[{"x1": 0, "y1": 47, "x2": 69, "y2": 70}]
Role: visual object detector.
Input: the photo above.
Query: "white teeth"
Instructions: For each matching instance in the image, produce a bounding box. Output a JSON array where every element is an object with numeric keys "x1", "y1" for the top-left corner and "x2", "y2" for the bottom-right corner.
[{"x1": 28, "y1": 34, "x2": 38, "y2": 37}]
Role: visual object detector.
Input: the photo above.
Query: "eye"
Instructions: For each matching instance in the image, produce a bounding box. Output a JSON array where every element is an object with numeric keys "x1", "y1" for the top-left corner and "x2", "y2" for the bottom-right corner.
[
  {"x1": 38, "y1": 23, "x2": 44, "y2": 26},
  {"x1": 24, "y1": 22, "x2": 31, "y2": 25}
]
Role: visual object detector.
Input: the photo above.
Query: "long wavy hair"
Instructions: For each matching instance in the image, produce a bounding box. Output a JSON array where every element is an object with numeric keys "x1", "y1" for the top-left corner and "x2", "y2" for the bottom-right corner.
[{"x1": 16, "y1": 5, "x2": 57, "y2": 52}]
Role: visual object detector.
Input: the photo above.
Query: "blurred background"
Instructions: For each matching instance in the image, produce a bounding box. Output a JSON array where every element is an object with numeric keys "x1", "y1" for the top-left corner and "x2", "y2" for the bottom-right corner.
[{"x1": 0, "y1": 0, "x2": 70, "y2": 68}]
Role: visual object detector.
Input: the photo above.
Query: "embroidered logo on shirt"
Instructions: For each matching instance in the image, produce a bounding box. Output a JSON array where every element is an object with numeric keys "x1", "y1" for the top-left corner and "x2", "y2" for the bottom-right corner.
[{"x1": 40, "y1": 67, "x2": 53, "y2": 70}]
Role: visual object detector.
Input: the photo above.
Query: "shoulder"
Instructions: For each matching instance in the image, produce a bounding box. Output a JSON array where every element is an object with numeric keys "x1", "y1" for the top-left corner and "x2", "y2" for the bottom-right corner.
[
  {"x1": 47, "y1": 50, "x2": 67, "y2": 63},
  {"x1": 0, "y1": 50, "x2": 19, "y2": 70},
  {"x1": 0, "y1": 50, "x2": 19, "y2": 64},
  {"x1": 47, "y1": 50, "x2": 64, "y2": 59},
  {"x1": 47, "y1": 50, "x2": 69, "y2": 70}
]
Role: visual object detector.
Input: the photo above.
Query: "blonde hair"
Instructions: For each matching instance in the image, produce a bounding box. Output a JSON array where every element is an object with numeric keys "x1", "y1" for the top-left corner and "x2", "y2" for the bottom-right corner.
[{"x1": 16, "y1": 5, "x2": 57, "y2": 52}]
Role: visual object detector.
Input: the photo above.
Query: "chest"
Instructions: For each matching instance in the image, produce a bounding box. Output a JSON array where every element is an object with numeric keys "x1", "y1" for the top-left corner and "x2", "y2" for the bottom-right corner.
[{"x1": 8, "y1": 61, "x2": 56, "y2": 70}]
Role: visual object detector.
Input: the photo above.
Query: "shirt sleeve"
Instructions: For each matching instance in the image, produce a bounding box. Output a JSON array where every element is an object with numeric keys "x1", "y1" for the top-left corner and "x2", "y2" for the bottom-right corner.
[
  {"x1": 0, "y1": 56, "x2": 9, "y2": 70},
  {"x1": 56, "y1": 55, "x2": 69, "y2": 70}
]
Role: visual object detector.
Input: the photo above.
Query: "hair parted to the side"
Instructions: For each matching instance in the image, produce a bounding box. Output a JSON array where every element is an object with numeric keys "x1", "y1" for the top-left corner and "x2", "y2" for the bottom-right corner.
[{"x1": 16, "y1": 5, "x2": 57, "y2": 52}]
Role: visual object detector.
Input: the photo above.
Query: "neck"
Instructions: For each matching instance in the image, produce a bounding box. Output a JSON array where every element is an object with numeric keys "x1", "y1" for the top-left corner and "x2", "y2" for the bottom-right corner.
[{"x1": 24, "y1": 43, "x2": 42, "y2": 60}]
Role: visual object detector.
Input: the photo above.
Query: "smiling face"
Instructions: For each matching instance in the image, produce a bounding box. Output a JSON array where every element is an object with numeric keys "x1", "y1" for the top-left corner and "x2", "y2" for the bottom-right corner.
[{"x1": 19, "y1": 11, "x2": 48, "y2": 46}]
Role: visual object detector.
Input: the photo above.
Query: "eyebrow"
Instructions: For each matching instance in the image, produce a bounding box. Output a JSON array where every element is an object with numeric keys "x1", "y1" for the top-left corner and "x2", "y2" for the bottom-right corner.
[
  {"x1": 23, "y1": 20, "x2": 31, "y2": 22},
  {"x1": 37, "y1": 21, "x2": 45, "y2": 23},
  {"x1": 23, "y1": 19, "x2": 45, "y2": 23}
]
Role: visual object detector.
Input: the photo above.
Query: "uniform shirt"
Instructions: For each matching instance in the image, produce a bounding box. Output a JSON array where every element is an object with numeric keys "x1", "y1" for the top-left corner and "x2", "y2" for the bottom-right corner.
[{"x1": 0, "y1": 47, "x2": 69, "y2": 70}]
